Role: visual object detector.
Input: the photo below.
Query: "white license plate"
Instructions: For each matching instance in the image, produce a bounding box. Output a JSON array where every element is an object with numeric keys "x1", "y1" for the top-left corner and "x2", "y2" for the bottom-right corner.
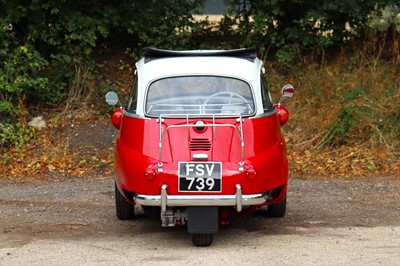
[{"x1": 178, "y1": 162, "x2": 222, "y2": 192}]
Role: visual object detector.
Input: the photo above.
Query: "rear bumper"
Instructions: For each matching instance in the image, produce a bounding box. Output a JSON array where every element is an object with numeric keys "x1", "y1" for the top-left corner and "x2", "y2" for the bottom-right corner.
[{"x1": 133, "y1": 184, "x2": 269, "y2": 212}]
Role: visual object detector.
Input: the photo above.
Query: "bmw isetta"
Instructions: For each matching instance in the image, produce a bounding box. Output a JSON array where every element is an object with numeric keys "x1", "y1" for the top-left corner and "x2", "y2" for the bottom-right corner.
[{"x1": 106, "y1": 47, "x2": 294, "y2": 246}]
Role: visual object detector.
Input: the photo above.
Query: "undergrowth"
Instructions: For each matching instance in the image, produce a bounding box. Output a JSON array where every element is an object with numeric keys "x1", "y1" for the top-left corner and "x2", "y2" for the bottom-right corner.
[
  {"x1": 276, "y1": 33, "x2": 400, "y2": 176},
  {"x1": 1, "y1": 44, "x2": 399, "y2": 179}
]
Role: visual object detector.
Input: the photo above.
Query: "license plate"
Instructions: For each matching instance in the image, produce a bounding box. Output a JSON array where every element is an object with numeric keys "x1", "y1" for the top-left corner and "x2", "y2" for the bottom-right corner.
[{"x1": 178, "y1": 162, "x2": 222, "y2": 192}]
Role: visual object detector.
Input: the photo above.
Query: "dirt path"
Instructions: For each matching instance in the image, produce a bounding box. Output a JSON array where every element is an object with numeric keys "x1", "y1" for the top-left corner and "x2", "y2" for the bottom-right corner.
[{"x1": 0, "y1": 176, "x2": 399, "y2": 265}]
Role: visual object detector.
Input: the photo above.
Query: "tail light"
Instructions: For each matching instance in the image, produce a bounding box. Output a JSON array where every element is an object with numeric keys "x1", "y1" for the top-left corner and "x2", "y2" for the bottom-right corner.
[
  {"x1": 144, "y1": 168, "x2": 156, "y2": 181},
  {"x1": 275, "y1": 104, "x2": 289, "y2": 126},
  {"x1": 111, "y1": 108, "x2": 123, "y2": 129},
  {"x1": 245, "y1": 167, "x2": 257, "y2": 180}
]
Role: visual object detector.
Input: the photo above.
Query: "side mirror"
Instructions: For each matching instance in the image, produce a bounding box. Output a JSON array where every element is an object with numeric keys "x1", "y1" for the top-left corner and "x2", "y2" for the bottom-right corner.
[
  {"x1": 279, "y1": 84, "x2": 295, "y2": 104},
  {"x1": 105, "y1": 91, "x2": 119, "y2": 106}
]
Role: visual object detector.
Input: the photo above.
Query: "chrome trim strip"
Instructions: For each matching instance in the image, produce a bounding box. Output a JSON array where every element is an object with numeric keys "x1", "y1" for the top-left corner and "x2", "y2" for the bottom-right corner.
[
  {"x1": 123, "y1": 108, "x2": 274, "y2": 120},
  {"x1": 212, "y1": 115, "x2": 216, "y2": 141},
  {"x1": 151, "y1": 113, "x2": 248, "y2": 119},
  {"x1": 193, "y1": 153, "x2": 208, "y2": 160},
  {"x1": 157, "y1": 114, "x2": 163, "y2": 172},
  {"x1": 249, "y1": 109, "x2": 277, "y2": 119},
  {"x1": 122, "y1": 109, "x2": 151, "y2": 119},
  {"x1": 238, "y1": 114, "x2": 244, "y2": 172},
  {"x1": 133, "y1": 184, "x2": 268, "y2": 212}
]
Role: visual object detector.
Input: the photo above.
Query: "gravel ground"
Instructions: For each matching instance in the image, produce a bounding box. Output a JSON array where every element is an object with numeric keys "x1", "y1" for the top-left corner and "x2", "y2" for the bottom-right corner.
[{"x1": 0, "y1": 176, "x2": 399, "y2": 265}]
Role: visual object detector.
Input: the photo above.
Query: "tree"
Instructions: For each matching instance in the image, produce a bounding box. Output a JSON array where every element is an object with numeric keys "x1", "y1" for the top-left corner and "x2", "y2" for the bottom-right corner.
[
  {"x1": 227, "y1": 0, "x2": 395, "y2": 61},
  {"x1": 0, "y1": 0, "x2": 203, "y2": 147}
]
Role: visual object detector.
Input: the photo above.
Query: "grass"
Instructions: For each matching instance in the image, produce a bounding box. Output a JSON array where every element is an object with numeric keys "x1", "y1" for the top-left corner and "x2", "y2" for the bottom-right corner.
[{"x1": 272, "y1": 38, "x2": 400, "y2": 176}]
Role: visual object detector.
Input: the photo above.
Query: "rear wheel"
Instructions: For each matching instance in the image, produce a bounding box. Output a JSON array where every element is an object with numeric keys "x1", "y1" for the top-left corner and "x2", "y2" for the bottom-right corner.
[
  {"x1": 115, "y1": 183, "x2": 135, "y2": 220},
  {"x1": 192, "y1": 234, "x2": 213, "y2": 247},
  {"x1": 268, "y1": 196, "x2": 286, "y2": 218}
]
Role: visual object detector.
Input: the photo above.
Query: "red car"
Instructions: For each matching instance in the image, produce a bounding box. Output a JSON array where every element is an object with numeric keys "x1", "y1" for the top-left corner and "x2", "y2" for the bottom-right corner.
[{"x1": 106, "y1": 47, "x2": 294, "y2": 246}]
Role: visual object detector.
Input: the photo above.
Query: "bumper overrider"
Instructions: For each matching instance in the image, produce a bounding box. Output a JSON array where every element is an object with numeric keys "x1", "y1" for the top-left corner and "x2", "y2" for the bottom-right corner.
[{"x1": 133, "y1": 184, "x2": 269, "y2": 213}]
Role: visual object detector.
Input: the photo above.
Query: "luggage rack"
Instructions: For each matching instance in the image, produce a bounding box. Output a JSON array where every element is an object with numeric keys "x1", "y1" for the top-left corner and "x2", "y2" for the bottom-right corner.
[{"x1": 156, "y1": 113, "x2": 245, "y2": 173}]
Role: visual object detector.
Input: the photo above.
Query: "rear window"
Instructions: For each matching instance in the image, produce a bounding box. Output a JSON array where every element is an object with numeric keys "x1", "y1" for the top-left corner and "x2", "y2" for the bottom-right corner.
[{"x1": 145, "y1": 76, "x2": 255, "y2": 116}]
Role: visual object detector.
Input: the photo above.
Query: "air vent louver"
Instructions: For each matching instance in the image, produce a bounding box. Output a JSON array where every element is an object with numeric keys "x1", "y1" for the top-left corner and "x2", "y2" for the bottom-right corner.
[{"x1": 189, "y1": 138, "x2": 211, "y2": 151}]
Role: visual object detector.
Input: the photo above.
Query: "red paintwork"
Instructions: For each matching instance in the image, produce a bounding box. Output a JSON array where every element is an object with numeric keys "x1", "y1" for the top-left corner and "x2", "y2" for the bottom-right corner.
[{"x1": 113, "y1": 110, "x2": 288, "y2": 212}]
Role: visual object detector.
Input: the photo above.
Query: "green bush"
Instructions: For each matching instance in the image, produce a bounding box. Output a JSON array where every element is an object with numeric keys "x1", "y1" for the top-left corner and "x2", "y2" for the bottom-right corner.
[
  {"x1": 0, "y1": 24, "x2": 52, "y2": 147},
  {"x1": 0, "y1": 0, "x2": 204, "y2": 147},
  {"x1": 226, "y1": 0, "x2": 395, "y2": 66},
  {"x1": 0, "y1": 122, "x2": 34, "y2": 148},
  {"x1": 368, "y1": 5, "x2": 400, "y2": 32}
]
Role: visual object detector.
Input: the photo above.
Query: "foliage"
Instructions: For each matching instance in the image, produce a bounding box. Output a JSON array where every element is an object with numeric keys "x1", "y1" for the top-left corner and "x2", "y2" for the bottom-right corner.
[
  {"x1": 0, "y1": 0, "x2": 204, "y2": 147},
  {"x1": 118, "y1": 1, "x2": 204, "y2": 52},
  {"x1": 0, "y1": 122, "x2": 34, "y2": 148},
  {"x1": 368, "y1": 4, "x2": 400, "y2": 32},
  {"x1": 325, "y1": 87, "x2": 368, "y2": 146},
  {"x1": 225, "y1": 0, "x2": 395, "y2": 65}
]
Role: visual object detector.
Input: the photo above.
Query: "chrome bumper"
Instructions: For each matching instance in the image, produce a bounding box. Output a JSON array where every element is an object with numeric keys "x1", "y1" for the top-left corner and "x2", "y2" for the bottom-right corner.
[{"x1": 133, "y1": 184, "x2": 269, "y2": 212}]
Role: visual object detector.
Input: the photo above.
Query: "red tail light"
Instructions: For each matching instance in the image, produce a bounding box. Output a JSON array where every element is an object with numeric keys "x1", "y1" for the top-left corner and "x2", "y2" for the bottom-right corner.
[
  {"x1": 111, "y1": 108, "x2": 123, "y2": 129},
  {"x1": 275, "y1": 104, "x2": 289, "y2": 126},
  {"x1": 245, "y1": 167, "x2": 257, "y2": 180},
  {"x1": 144, "y1": 168, "x2": 156, "y2": 181}
]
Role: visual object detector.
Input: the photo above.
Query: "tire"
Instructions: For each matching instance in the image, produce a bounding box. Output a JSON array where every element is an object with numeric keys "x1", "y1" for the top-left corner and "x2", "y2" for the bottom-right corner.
[
  {"x1": 268, "y1": 196, "x2": 286, "y2": 218},
  {"x1": 192, "y1": 234, "x2": 213, "y2": 247},
  {"x1": 115, "y1": 183, "x2": 135, "y2": 220}
]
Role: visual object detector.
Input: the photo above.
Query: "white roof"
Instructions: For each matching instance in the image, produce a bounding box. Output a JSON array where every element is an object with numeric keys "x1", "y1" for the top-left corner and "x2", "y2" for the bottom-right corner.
[{"x1": 133, "y1": 51, "x2": 265, "y2": 116}]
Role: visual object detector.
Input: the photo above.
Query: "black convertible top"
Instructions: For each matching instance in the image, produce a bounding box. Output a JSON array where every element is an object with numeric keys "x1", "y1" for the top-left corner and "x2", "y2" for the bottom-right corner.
[{"x1": 143, "y1": 47, "x2": 257, "y2": 63}]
